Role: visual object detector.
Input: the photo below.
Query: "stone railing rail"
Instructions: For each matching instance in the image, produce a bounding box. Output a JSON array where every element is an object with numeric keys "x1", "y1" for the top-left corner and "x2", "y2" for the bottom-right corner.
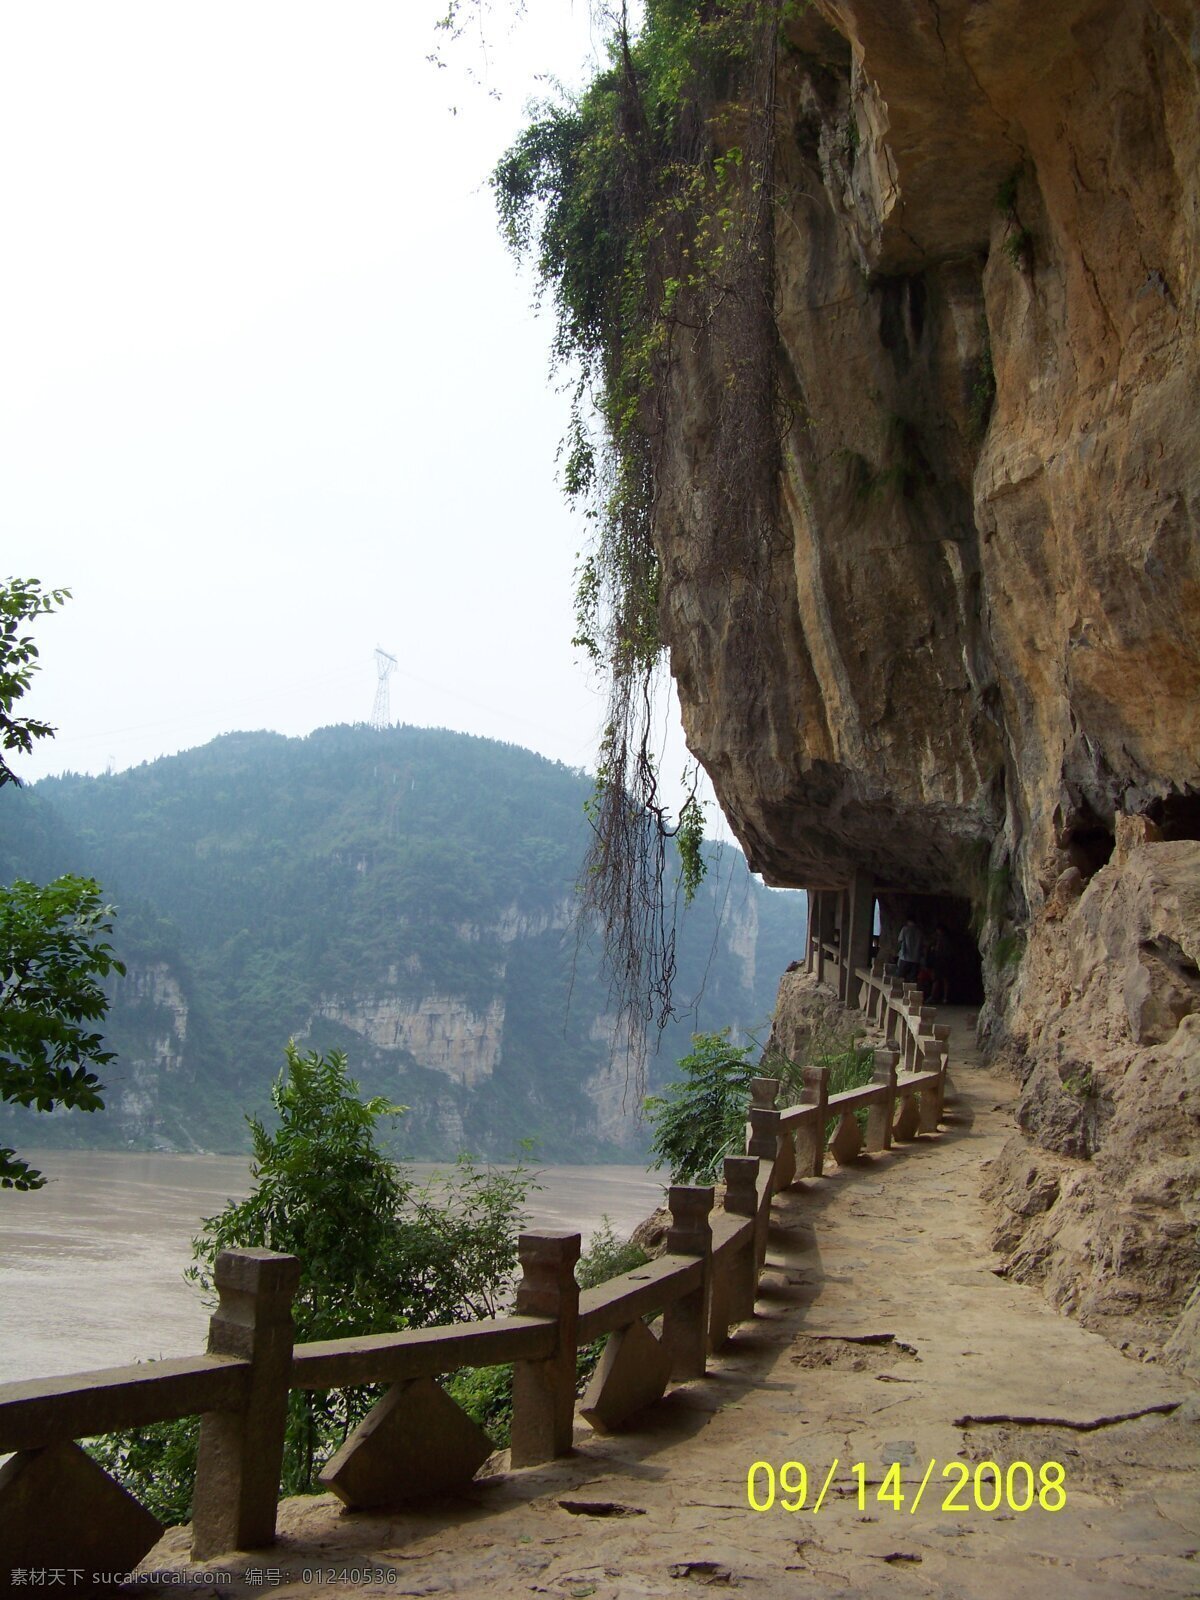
[
  {"x1": 0, "y1": 1011, "x2": 950, "y2": 1572},
  {"x1": 803, "y1": 892, "x2": 951, "y2": 1080},
  {"x1": 855, "y1": 959, "x2": 952, "y2": 1077}
]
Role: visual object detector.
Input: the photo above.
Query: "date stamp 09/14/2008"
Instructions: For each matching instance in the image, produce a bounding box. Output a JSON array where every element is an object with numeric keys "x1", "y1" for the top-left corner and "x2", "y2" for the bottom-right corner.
[
  {"x1": 7, "y1": 1462, "x2": 1070, "y2": 1589},
  {"x1": 746, "y1": 1458, "x2": 1068, "y2": 1516}
]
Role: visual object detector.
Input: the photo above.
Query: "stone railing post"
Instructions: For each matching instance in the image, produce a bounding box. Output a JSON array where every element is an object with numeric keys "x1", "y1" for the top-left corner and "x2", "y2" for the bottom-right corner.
[
  {"x1": 903, "y1": 992, "x2": 922, "y2": 1071},
  {"x1": 748, "y1": 1113, "x2": 784, "y2": 1209},
  {"x1": 865, "y1": 1048, "x2": 899, "y2": 1152},
  {"x1": 745, "y1": 1076, "x2": 779, "y2": 1161},
  {"x1": 796, "y1": 1064, "x2": 830, "y2": 1178},
  {"x1": 723, "y1": 1154, "x2": 759, "y2": 1218},
  {"x1": 885, "y1": 982, "x2": 903, "y2": 1044},
  {"x1": 509, "y1": 1231, "x2": 580, "y2": 1467},
  {"x1": 934, "y1": 1023, "x2": 953, "y2": 1100},
  {"x1": 742, "y1": 1109, "x2": 777, "y2": 1271},
  {"x1": 749, "y1": 1076, "x2": 780, "y2": 1111},
  {"x1": 774, "y1": 1121, "x2": 798, "y2": 1192},
  {"x1": 750, "y1": 1076, "x2": 795, "y2": 1191},
  {"x1": 747, "y1": 1104, "x2": 781, "y2": 1165},
  {"x1": 918, "y1": 1040, "x2": 946, "y2": 1133},
  {"x1": 191, "y1": 1248, "x2": 301, "y2": 1561},
  {"x1": 722, "y1": 1155, "x2": 760, "y2": 1327},
  {"x1": 862, "y1": 963, "x2": 880, "y2": 1023},
  {"x1": 661, "y1": 1186, "x2": 713, "y2": 1382}
]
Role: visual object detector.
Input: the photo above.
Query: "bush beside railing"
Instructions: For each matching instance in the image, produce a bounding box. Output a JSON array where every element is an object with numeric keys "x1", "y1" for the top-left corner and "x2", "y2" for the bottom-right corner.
[{"x1": 0, "y1": 967, "x2": 951, "y2": 1571}]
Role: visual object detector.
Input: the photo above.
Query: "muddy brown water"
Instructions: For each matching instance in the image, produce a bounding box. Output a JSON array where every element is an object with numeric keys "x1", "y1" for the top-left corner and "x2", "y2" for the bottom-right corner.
[{"x1": 0, "y1": 1152, "x2": 665, "y2": 1385}]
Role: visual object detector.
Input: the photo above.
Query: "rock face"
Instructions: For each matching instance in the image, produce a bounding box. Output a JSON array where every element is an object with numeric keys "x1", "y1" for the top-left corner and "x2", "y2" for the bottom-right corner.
[
  {"x1": 651, "y1": 3, "x2": 1199, "y2": 1353},
  {"x1": 984, "y1": 842, "x2": 1200, "y2": 1354},
  {"x1": 660, "y1": 0, "x2": 1198, "y2": 901},
  {"x1": 316, "y1": 993, "x2": 508, "y2": 1088}
]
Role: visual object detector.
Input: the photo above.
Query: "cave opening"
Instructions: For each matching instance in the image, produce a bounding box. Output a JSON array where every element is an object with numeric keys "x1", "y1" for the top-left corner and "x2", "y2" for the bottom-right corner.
[
  {"x1": 1062, "y1": 801, "x2": 1116, "y2": 879},
  {"x1": 875, "y1": 891, "x2": 985, "y2": 1005},
  {"x1": 1147, "y1": 791, "x2": 1200, "y2": 842}
]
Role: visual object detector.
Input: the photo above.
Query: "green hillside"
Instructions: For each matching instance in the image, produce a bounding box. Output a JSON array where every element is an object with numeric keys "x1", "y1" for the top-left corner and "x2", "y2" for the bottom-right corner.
[{"x1": 0, "y1": 725, "x2": 805, "y2": 1160}]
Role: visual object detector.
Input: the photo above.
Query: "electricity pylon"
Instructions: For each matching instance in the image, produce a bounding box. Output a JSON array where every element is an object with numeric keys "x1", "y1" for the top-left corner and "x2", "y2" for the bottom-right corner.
[{"x1": 372, "y1": 648, "x2": 398, "y2": 729}]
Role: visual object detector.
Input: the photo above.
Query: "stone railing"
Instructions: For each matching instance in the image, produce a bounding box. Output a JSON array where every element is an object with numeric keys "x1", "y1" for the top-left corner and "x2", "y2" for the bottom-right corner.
[
  {"x1": 0, "y1": 1046, "x2": 948, "y2": 1575},
  {"x1": 854, "y1": 959, "x2": 952, "y2": 1080},
  {"x1": 805, "y1": 913, "x2": 952, "y2": 1084}
]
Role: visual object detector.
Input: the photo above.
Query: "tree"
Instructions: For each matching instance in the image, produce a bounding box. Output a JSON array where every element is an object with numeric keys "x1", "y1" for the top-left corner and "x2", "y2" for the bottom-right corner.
[
  {"x1": 90, "y1": 1044, "x2": 538, "y2": 1520},
  {"x1": 1, "y1": 577, "x2": 70, "y2": 787},
  {"x1": 644, "y1": 1029, "x2": 757, "y2": 1183},
  {"x1": 0, "y1": 877, "x2": 124, "y2": 1189},
  {"x1": 184, "y1": 1044, "x2": 419, "y2": 1492},
  {"x1": 0, "y1": 578, "x2": 124, "y2": 1189}
]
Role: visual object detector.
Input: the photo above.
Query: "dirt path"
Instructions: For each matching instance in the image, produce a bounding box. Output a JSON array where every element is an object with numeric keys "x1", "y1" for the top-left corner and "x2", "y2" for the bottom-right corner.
[{"x1": 144, "y1": 1014, "x2": 1198, "y2": 1598}]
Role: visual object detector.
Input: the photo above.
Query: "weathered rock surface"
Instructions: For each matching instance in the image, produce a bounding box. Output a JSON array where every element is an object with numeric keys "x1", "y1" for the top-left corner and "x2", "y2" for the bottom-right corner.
[
  {"x1": 314, "y1": 992, "x2": 508, "y2": 1088},
  {"x1": 984, "y1": 841, "x2": 1200, "y2": 1359},
  {"x1": 763, "y1": 965, "x2": 858, "y2": 1066},
  {"x1": 652, "y1": 1, "x2": 1198, "y2": 1350},
  {"x1": 660, "y1": 0, "x2": 1199, "y2": 903}
]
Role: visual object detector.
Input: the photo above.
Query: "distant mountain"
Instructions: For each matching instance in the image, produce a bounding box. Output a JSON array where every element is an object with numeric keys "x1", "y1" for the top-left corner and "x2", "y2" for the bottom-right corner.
[{"x1": 0, "y1": 724, "x2": 806, "y2": 1161}]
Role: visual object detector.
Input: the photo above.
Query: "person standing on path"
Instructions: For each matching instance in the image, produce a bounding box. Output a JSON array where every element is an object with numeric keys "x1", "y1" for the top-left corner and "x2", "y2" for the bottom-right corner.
[{"x1": 897, "y1": 916, "x2": 923, "y2": 981}]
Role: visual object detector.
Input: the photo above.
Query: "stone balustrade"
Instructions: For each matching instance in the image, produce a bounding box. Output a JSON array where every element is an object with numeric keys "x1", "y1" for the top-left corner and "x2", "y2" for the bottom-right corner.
[{"x1": 0, "y1": 1021, "x2": 949, "y2": 1572}]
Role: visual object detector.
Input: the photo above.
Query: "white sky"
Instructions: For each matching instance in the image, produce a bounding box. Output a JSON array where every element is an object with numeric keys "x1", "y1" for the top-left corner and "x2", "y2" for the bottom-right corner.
[{"x1": 1, "y1": 1, "x2": 731, "y2": 838}]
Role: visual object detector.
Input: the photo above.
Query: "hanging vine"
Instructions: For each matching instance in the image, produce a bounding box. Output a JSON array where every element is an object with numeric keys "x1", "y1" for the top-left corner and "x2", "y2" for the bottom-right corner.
[{"x1": 493, "y1": 0, "x2": 785, "y2": 1037}]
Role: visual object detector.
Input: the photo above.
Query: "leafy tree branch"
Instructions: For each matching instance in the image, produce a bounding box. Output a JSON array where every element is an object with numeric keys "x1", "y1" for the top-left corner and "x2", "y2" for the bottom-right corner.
[{"x1": 1, "y1": 578, "x2": 123, "y2": 1190}]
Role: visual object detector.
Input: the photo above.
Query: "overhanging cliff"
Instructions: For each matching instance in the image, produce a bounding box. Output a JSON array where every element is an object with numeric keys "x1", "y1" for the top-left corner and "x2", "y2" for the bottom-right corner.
[
  {"x1": 645, "y1": 1, "x2": 1198, "y2": 1358},
  {"x1": 658, "y1": 0, "x2": 1198, "y2": 908}
]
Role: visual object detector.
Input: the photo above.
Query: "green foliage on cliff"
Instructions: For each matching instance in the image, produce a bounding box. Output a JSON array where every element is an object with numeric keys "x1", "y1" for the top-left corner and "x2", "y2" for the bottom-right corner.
[
  {"x1": 1, "y1": 578, "x2": 71, "y2": 787},
  {"x1": 645, "y1": 1008, "x2": 876, "y2": 1182},
  {"x1": 494, "y1": 1, "x2": 784, "y2": 1033}
]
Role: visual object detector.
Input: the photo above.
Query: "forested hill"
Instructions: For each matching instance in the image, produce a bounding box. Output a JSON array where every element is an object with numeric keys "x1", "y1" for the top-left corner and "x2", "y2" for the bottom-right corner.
[{"x1": 0, "y1": 725, "x2": 805, "y2": 1160}]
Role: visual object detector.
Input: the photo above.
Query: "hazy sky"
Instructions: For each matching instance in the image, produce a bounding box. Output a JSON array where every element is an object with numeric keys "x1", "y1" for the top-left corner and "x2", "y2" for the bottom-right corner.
[{"x1": 2, "y1": 1, "x2": 729, "y2": 835}]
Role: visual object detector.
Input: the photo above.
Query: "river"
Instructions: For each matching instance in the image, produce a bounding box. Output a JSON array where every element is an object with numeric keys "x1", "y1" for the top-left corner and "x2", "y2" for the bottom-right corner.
[{"x1": 0, "y1": 1151, "x2": 666, "y2": 1387}]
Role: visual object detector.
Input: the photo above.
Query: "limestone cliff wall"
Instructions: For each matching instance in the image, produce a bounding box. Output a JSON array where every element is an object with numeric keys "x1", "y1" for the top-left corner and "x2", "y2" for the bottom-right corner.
[
  {"x1": 662, "y1": 0, "x2": 1198, "y2": 900},
  {"x1": 653, "y1": 1, "x2": 1199, "y2": 1356},
  {"x1": 315, "y1": 993, "x2": 508, "y2": 1088}
]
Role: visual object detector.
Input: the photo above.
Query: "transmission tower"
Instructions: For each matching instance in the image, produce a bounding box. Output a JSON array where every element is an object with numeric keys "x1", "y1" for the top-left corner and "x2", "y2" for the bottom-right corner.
[{"x1": 371, "y1": 647, "x2": 398, "y2": 729}]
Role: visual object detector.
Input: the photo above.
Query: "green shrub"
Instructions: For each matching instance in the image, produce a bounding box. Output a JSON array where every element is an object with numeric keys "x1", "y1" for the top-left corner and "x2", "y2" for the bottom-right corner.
[
  {"x1": 644, "y1": 1029, "x2": 757, "y2": 1183},
  {"x1": 85, "y1": 1045, "x2": 537, "y2": 1523},
  {"x1": 576, "y1": 1214, "x2": 651, "y2": 1289},
  {"x1": 968, "y1": 317, "x2": 996, "y2": 441},
  {"x1": 761, "y1": 998, "x2": 874, "y2": 1144},
  {"x1": 85, "y1": 1413, "x2": 199, "y2": 1527},
  {"x1": 444, "y1": 1362, "x2": 516, "y2": 1443},
  {"x1": 820, "y1": 1043, "x2": 875, "y2": 1144},
  {"x1": 1061, "y1": 1066, "x2": 1097, "y2": 1100},
  {"x1": 575, "y1": 1215, "x2": 652, "y2": 1393}
]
